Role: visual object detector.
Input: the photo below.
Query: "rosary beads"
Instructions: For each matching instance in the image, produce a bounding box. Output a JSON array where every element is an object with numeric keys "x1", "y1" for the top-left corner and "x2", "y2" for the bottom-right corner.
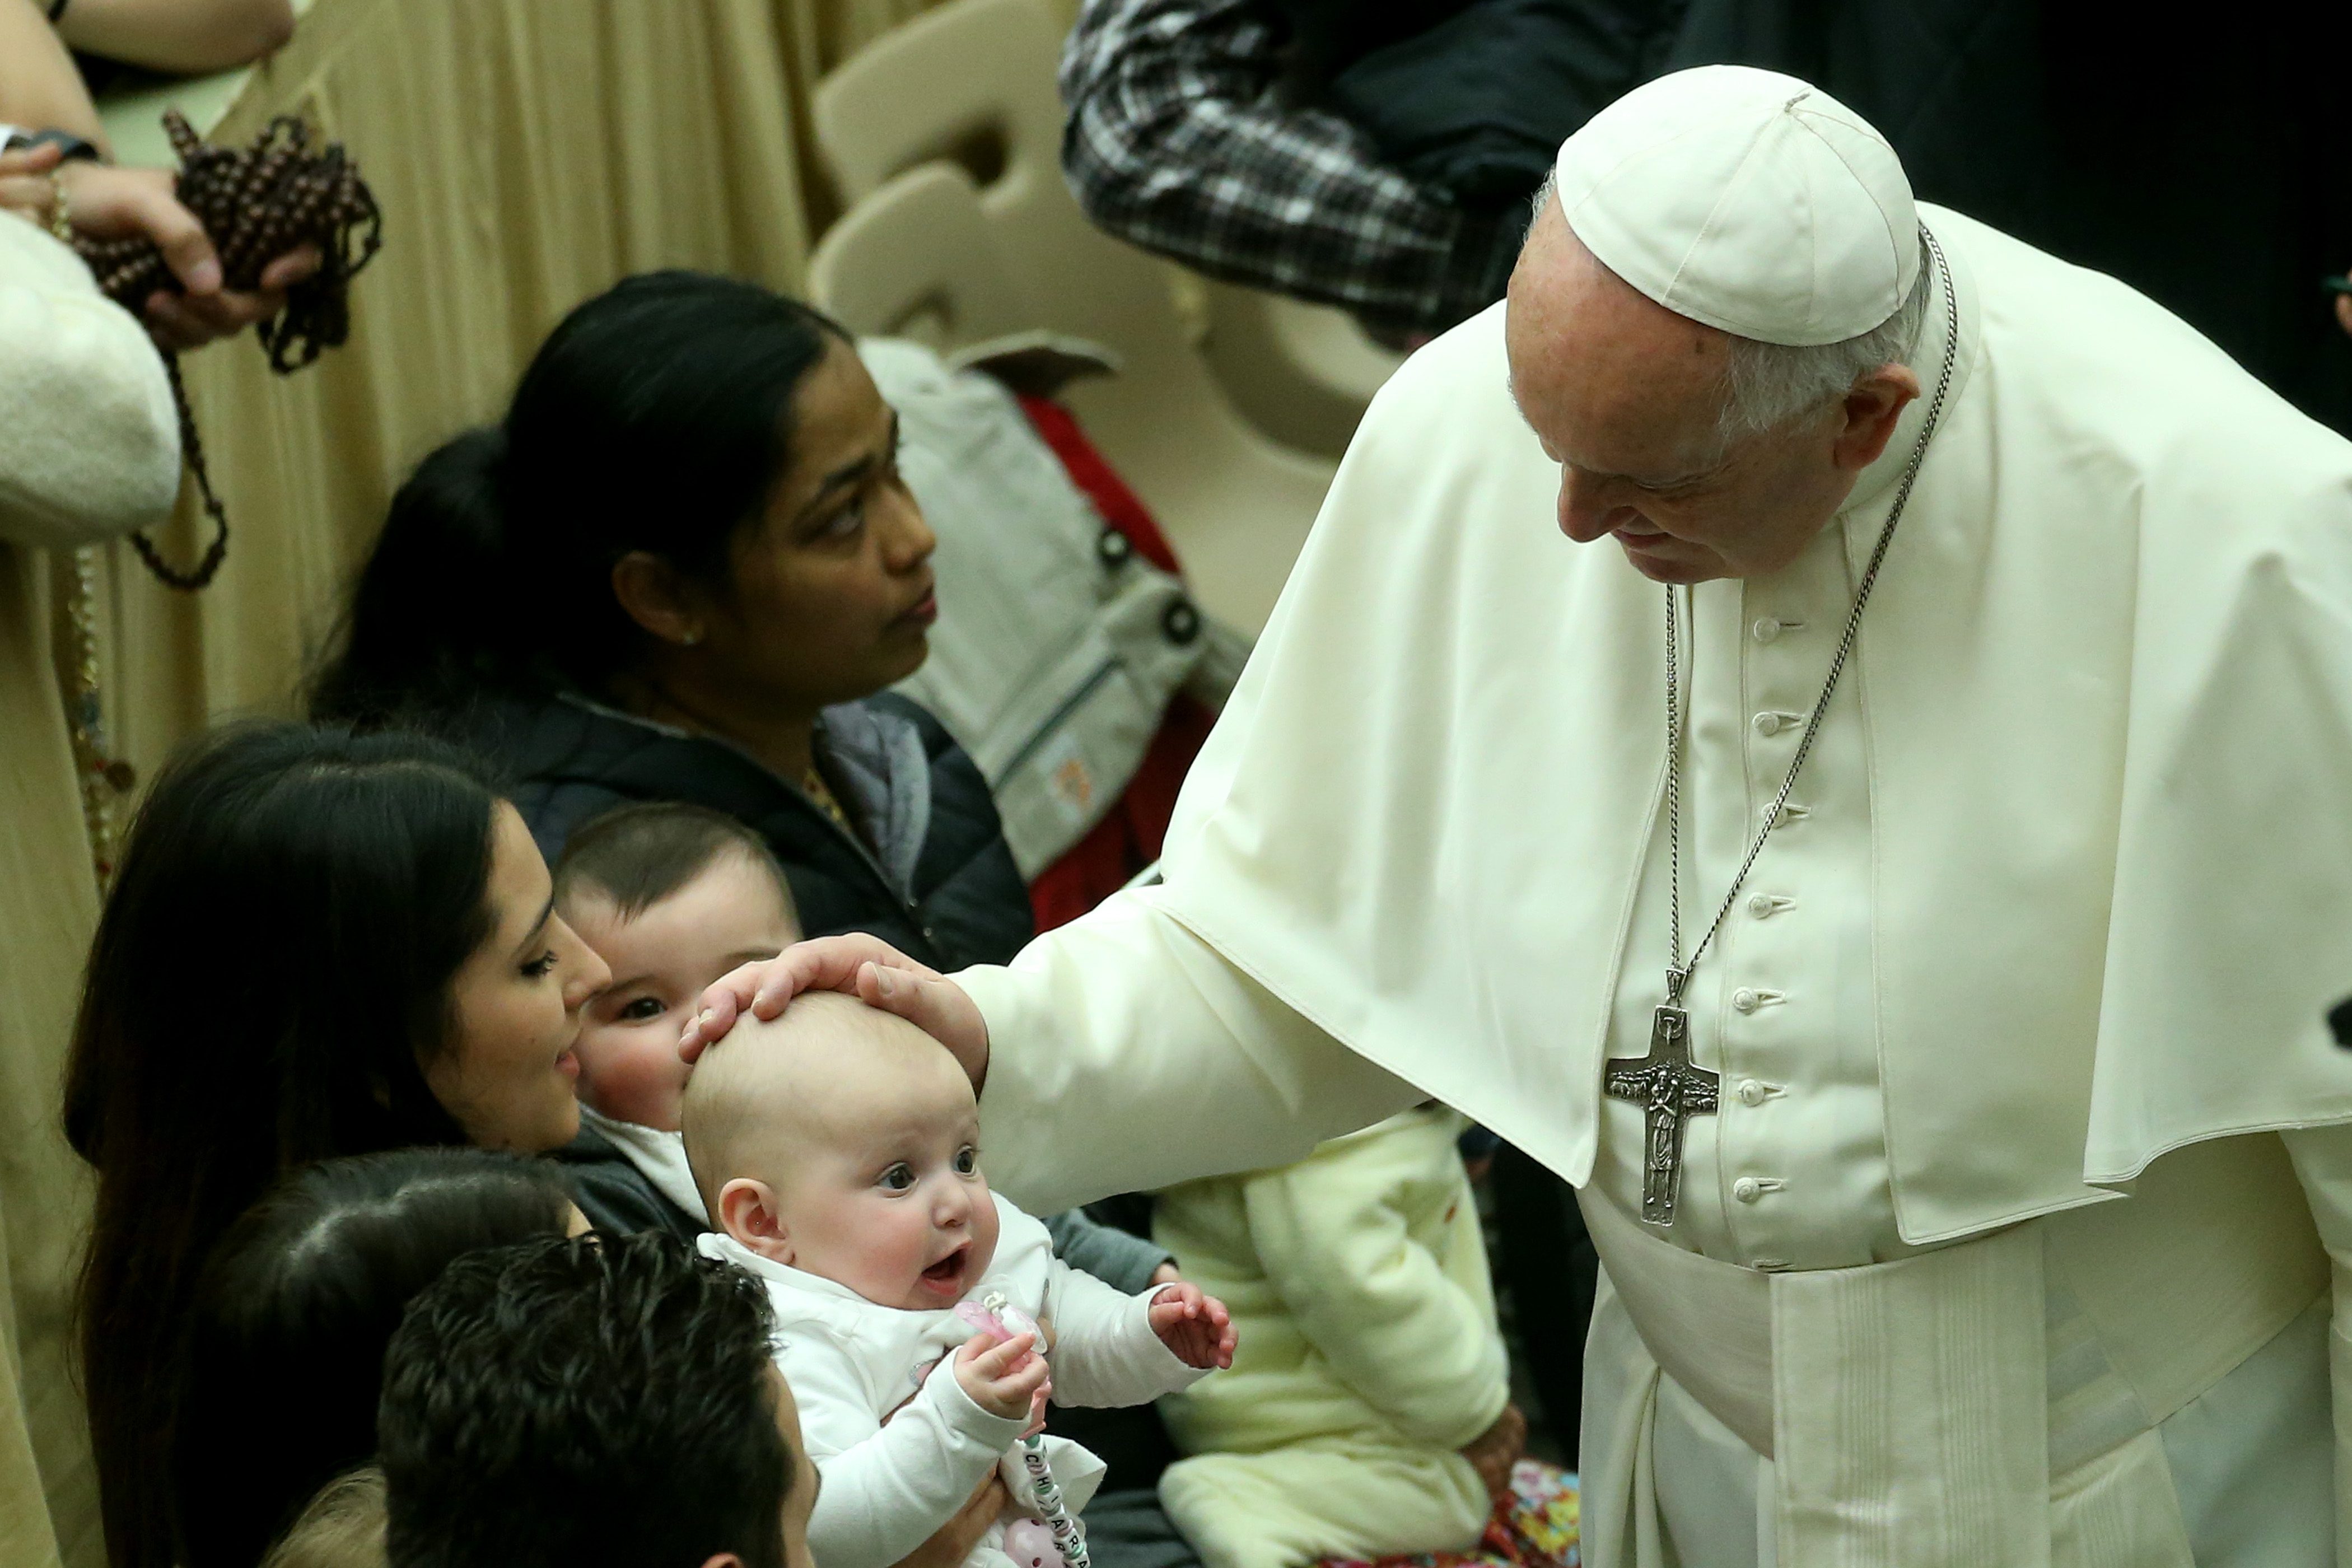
[
  {"x1": 54, "y1": 110, "x2": 381, "y2": 884},
  {"x1": 74, "y1": 108, "x2": 382, "y2": 589}
]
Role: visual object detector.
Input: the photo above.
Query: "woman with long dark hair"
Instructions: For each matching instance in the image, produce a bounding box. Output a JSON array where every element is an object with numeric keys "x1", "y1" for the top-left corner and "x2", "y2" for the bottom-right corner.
[
  {"x1": 172, "y1": 1149, "x2": 581, "y2": 1568},
  {"x1": 310, "y1": 270, "x2": 1032, "y2": 973},
  {"x1": 63, "y1": 720, "x2": 610, "y2": 1568}
]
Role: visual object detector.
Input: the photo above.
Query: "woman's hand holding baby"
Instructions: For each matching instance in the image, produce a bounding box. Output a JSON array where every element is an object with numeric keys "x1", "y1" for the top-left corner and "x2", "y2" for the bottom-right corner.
[
  {"x1": 955, "y1": 1329, "x2": 1051, "y2": 1430},
  {"x1": 1149, "y1": 1282, "x2": 1238, "y2": 1369},
  {"x1": 682, "y1": 934, "x2": 990, "y2": 1089},
  {"x1": 896, "y1": 1474, "x2": 1015, "y2": 1568}
]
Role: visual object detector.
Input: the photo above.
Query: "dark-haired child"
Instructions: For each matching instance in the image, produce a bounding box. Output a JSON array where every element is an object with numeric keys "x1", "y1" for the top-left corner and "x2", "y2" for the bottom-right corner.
[{"x1": 380, "y1": 1230, "x2": 816, "y2": 1568}]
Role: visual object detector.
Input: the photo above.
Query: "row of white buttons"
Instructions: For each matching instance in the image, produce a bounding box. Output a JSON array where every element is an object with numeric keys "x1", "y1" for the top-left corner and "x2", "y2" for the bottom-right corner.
[{"x1": 1745, "y1": 613, "x2": 1805, "y2": 1268}]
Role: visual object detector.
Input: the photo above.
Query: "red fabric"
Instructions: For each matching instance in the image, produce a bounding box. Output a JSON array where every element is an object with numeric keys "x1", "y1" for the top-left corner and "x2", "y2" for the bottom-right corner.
[
  {"x1": 1025, "y1": 695, "x2": 1219, "y2": 932},
  {"x1": 1017, "y1": 395, "x2": 1183, "y2": 573},
  {"x1": 1014, "y1": 395, "x2": 1217, "y2": 931}
]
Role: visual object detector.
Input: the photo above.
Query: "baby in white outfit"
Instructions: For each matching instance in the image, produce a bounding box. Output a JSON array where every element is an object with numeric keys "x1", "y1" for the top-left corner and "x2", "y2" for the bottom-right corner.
[{"x1": 686, "y1": 991, "x2": 1236, "y2": 1568}]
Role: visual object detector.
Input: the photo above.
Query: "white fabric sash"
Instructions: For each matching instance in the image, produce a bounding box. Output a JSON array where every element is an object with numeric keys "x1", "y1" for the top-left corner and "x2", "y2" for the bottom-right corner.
[{"x1": 1578, "y1": 1136, "x2": 2327, "y2": 1566}]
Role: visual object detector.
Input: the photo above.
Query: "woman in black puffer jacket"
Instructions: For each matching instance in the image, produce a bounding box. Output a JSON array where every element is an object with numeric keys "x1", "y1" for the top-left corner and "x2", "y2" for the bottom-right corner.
[{"x1": 311, "y1": 272, "x2": 1029, "y2": 973}]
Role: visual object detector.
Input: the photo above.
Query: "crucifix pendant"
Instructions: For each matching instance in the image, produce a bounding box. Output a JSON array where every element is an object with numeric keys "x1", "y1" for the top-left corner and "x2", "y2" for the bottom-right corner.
[{"x1": 1603, "y1": 1001, "x2": 1719, "y2": 1226}]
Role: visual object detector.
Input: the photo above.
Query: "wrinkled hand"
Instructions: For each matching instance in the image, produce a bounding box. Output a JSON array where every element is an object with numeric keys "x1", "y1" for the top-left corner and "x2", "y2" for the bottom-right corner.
[
  {"x1": 0, "y1": 142, "x2": 64, "y2": 223},
  {"x1": 954, "y1": 1330, "x2": 1050, "y2": 1427},
  {"x1": 1459, "y1": 1402, "x2": 1527, "y2": 1502},
  {"x1": 680, "y1": 934, "x2": 989, "y2": 1088},
  {"x1": 1148, "y1": 1282, "x2": 1236, "y2": 1370},
  {"x1": 892, "y1": 1472, "x2": 1014, "y2": 1568},
  {"x1": 55, "y1": 161, "x2": 320, "y2": 350}
]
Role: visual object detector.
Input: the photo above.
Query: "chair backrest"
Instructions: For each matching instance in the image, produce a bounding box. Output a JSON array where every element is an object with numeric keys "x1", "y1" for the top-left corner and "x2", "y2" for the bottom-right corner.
[
  {"x1": 808, "y1": 164, "x2": 1034, "y2": 349},
  {"x1": 813, "y1": 0, "x2": 1214, "y2": 398},
  {"x1": 813, "y1": 0, "x2": 1065, "y2": 218},
  {"x1": 808, "y1": 0, "x2": 1338, "y2": 633},
  {"x1": 1201, "y1": 283, "x2": 1404, "y2": 458}
]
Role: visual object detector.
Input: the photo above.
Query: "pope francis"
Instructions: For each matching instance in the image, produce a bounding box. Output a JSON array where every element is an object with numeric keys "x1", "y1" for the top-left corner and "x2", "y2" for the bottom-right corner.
[{"x1": 688, "y1": 66, "x2": 2352, "y2": 1567}]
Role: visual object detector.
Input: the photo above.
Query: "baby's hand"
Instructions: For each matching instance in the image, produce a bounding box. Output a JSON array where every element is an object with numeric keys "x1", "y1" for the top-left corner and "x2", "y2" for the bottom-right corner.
[
  {"x1": 954, "y1": 1330, "x2": 1051, "y2": 1424},
  {"x1": 1149, "y1": 1282, "x2": 1237, "y2": 1370}
]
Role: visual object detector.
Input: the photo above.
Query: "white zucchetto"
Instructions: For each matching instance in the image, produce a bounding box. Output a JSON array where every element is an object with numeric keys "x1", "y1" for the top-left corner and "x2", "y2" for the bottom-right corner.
[{"x1": 1552, "y1": 65, "x2": 1920, "y2": 346}]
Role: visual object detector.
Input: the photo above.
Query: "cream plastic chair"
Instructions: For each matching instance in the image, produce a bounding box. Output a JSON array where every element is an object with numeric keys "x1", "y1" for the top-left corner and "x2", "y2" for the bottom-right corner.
[
  {"x1": 808, "y1": 163, "x2": 1035, "y2": 351},
  {"x1": 807, "y1": 0, "x2": 1340, "y2": 633},
  {"x1": 1201, "y1": 283, "x2": 1404, "y2": 459}
]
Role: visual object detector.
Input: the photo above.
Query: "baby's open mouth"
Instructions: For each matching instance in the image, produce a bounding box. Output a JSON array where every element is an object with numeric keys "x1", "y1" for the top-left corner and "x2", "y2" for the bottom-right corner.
[{"x1": 921, "y1": 1247, "x2": 968, "y2": 1290}]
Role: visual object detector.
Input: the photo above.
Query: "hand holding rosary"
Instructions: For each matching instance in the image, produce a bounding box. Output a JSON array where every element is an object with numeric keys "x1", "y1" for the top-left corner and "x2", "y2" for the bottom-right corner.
[
  {"x1": 53, "y1": 108, "x2": 381, "y2": 885},
  {"x1": 71, "y1": 108, "x2": 382, "y2": 589}
]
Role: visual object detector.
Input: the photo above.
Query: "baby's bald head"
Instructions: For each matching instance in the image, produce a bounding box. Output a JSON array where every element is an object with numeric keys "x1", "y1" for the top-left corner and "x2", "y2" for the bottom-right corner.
[{"x1": 680, "y1": 991, "x2": 976, "y2": 1220}]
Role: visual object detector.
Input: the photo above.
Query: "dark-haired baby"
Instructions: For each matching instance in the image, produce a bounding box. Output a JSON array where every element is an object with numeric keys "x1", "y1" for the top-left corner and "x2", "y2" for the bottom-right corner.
[{"x1": 550, "y1": 802, "x2": 801, "y2": 1237}]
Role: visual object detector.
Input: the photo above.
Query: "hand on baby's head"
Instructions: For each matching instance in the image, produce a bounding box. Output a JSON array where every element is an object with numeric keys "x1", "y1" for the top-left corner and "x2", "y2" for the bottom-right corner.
[{"x1": 681, "y1": 991, "x2": 1001, "y2": 1312}]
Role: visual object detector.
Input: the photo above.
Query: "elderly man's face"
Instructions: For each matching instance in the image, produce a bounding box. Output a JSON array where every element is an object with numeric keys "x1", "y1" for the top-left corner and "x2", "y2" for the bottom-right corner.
[{"x1": 1504, "y1": 198, "x2": 1914, "y2": 584}]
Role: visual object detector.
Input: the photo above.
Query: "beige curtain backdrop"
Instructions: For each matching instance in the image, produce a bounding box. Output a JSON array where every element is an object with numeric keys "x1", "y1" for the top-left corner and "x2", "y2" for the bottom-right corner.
[{"x1": 0, "y1": 2, "x2": 991, "y2": 1562}]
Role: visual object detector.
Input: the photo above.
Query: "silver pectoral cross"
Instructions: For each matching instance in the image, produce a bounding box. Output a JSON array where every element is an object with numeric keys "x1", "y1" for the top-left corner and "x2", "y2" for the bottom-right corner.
[{"x1": 1603, "y1": 1001, "x2": 1719, "y2": 1226}]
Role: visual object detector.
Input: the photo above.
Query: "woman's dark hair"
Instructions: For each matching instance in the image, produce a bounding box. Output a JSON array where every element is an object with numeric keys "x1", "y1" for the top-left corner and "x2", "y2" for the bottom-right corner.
[
  {"x1": 64, "y1": 720, "x2": 507, "y2": 1568},
  {"x1": 381, "y1": 1231, "x2": 792, "y2": 1568},
  {"x1": 172, "y1": 1151, "x2": 577, "y2": 1568},
  {"x1": 311, "y1": 272, "x2": 848, "y2": 721}
]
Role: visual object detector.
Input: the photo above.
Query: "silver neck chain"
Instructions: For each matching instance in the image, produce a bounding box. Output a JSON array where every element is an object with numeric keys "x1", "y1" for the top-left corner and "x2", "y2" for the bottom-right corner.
[{"x1": 1664, "y1": 226, "x2": 1960, "y2": 1005}]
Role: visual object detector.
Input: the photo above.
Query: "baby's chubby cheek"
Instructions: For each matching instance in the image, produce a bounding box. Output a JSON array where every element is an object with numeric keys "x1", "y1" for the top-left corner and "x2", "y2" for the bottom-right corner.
[
  {"x1": 967, "y1": 1188, "x2": 1001, "y2": 1276},
  {"x1": 574, "y1": 1028, "x2": 693, "y2": 1132}
]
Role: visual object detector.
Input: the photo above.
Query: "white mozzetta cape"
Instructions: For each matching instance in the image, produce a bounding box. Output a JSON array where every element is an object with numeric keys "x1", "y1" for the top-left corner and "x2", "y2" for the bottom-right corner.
[{"x1": 1145, "y1": 206, "x2": 2352, "y2": 1246}]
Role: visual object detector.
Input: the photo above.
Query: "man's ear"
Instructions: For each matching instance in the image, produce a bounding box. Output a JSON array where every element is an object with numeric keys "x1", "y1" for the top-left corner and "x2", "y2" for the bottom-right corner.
[
  {"x1": 699, "y1": 1557, "x2": 744, "y2": 1568},
  {"x1": 610, "y1": 550, "x2": 706, "y2": 647},
  {"x1": 720, "y1": 1177, "x2": 791, "y2": 1262},
  {"x1": 1830, "y1": 362, "x2": 1922, "y2": 473}
]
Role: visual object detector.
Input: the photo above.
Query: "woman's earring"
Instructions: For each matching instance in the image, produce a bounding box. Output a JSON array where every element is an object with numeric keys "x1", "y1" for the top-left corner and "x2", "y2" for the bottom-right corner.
[{"x1": 680, "y1": 630, "x2": 703, "y2": 647}]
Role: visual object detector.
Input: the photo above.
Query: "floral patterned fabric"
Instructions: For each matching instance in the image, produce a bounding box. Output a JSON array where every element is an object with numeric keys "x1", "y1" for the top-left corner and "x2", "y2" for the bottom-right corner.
[{"x1": 1318, "y1": 1462, "x2": 1580, "y2": 1568}]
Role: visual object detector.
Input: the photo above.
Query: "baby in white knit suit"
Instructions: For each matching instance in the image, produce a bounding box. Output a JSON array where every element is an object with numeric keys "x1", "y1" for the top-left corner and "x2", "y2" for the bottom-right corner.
[{"x1": 685, "y1": 992, "x2": 1235, "y2": 1568}]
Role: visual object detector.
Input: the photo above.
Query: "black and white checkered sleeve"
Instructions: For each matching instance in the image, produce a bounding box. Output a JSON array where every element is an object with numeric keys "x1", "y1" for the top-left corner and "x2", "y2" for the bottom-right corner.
[{"x1": 1058, "y1": 0, "x2": 1507, "y2": 333}]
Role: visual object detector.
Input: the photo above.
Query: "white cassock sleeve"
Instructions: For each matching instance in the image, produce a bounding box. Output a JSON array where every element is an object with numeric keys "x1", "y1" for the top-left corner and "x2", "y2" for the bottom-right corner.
[
  {"x1": 786, "y1": 1335, "x2": 1023, "y2": 1568},
  {"x1": 959, "y1": 888, "x2": 1425, "y2": 1214},
  {"x1": 2281, "y1": 1124, "x2": 2352, "y2": 1561},
  {"x1": 1039, "y1": 1259, "x2": 1208, "y2": 1408}
]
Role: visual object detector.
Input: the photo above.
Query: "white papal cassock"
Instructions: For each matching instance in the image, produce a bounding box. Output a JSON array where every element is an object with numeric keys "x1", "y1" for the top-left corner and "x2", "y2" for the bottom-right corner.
[{"x1": 956, "y1": 198, "x2": 2352, "y2": 1567}]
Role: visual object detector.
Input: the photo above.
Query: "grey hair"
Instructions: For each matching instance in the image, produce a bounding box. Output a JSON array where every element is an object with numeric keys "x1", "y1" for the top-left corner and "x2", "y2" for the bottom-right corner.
[
  {"x1": 1528, "y1": 170, "x2": 1557, "y2": 236},
  {"x1": 1716, "y1": 241, "x2": 1932, "y2": 442}
]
